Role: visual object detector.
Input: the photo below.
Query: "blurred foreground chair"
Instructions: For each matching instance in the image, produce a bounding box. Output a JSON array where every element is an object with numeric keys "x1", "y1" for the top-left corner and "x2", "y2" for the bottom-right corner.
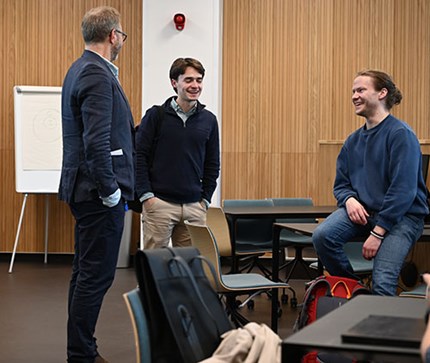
[
  {"x1": 185, "y1": 220, "x2": 294, "y2": 327},
  {"x1": 123, "y1": 288, "x2": 151, "y2": 363},
  {"x1": 222, "y1": 199, "x2": 275, "y2": 277}
]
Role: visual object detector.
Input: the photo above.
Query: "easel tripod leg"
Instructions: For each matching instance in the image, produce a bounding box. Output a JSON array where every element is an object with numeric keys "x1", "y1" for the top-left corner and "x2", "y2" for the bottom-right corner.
[
  {"x1": 44, "y1": 194, "x2": 49, "y2": 264},
  {"x1": 9, "y1": 193, "x2": 28, "y2": 273}
]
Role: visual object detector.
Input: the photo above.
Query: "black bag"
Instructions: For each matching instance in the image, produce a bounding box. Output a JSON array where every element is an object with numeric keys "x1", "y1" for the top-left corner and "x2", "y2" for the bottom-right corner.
[
  {"x1": 128, "y1": 106, "x2": 165, "y2": 213},
  {"x1": 135, "y1": 247, "x2": 233, "y2": 363}
]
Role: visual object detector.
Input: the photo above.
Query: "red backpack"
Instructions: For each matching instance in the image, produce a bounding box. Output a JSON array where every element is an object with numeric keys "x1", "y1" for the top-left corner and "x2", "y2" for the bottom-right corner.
[{"x1": 293, "y1": 275, "x2": 371, "y2": 363}]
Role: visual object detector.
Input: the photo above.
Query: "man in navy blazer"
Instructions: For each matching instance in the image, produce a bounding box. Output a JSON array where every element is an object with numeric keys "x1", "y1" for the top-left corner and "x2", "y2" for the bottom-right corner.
[{"x1": 59, "y1": 6, "x2": 134, "y2": 363}]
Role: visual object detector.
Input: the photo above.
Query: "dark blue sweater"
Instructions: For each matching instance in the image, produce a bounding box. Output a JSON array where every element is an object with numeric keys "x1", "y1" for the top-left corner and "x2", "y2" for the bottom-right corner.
[
  {"x1": 135, "y1": 97, "x2": 220, "y2": 204},
  {"x1": 334, "y1": 114, "x2": 428, "y2": 231}
]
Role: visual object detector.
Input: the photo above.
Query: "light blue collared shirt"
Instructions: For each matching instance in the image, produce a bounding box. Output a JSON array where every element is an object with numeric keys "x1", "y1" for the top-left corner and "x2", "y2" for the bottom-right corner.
[
  {"x1": 170, "y1": 98, "x2": 197, "y2": 125},
  {"x1": 86, "y1": 49, "x2": 119, "y2": 78}
]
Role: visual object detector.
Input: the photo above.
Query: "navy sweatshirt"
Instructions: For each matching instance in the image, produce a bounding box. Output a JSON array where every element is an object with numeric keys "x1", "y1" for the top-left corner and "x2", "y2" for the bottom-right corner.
[
  {"x1": 135, "y1": 97, "x2": 220, "y2": 204},
  {"x1": 334, "y1": 114, "x2": 428, "y2": 231}
]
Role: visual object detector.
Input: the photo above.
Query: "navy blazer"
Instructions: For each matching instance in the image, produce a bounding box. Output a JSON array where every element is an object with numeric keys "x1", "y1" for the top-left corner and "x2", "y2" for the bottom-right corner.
[{"x1": 59, "y1": 50, "x2": 135, "y2": 203}]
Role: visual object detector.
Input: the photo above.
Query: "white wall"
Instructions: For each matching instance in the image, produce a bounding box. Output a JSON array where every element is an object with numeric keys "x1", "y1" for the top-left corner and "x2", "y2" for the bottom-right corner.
[{"x1": 142, "y1": 0, "x2": 222, "y2": 205}]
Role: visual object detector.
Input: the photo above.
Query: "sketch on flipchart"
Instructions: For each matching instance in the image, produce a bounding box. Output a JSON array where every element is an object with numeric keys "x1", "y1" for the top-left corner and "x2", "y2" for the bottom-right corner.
[{"x1": 22, "y1": 103, "x2": 62, "y2": 170}]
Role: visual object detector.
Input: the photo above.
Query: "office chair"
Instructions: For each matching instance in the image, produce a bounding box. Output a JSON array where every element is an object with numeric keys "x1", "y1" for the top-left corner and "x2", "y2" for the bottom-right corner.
[
  {"x1": 399, "y1": 283, "x2": 426, "y2": 298},
  {"x1": 310, "y1": 241, "x2": 374, "y2": 287},
  {"x1": 422, "y1": 154, "x2": 430, "y2": 183},
  {"x1": 270, "y1": 198, "x2": 318, "y2": 282},
  {"x1": 207, "y1": 206, "x2": 297, "y2": 309},
  {"x1": 206, "y1": 207, "x2": 236, "y2": 272},
  {"x1": 185, "y1": 220, "x2": 294, "y2": 327},
  {"x1": 343, "y1": 242, "x2": 373, "y2": 286},
  {"x1": 123, "y1": 288, "x2": 151, "y2": 363},
  {"x1": 222, "y1": 199, "x2": 275, "y2": 278}
]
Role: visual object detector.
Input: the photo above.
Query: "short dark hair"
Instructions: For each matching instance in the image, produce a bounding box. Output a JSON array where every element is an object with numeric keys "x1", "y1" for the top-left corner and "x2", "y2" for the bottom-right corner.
[
  {"x1": 81, "y1": 6, "x2": 121, "y2": 44},
  {"x1": 356, "y1": 69, "x2": 402, "y2": 110},
  {"x1": 169, "y1": 57, "x2": 205, "y2": 82}
]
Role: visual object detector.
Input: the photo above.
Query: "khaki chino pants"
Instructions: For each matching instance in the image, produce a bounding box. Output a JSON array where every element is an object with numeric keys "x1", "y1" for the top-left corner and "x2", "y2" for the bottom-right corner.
[{"x1": 142, "y1": 198, "x2": 207, "y2": 249}]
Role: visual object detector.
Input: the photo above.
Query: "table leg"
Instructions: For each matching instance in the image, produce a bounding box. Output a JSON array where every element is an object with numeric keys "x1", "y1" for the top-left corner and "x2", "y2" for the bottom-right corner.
[
  {"x1": 317, "y1": 258, "x2": 323, "y2": 275},
  {"x1": 271, "y1": 225, "x2": 281, "y2": 332}
]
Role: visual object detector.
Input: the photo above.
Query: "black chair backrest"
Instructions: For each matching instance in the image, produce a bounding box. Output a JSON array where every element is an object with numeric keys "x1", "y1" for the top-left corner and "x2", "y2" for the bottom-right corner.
[
  {"x1": 223, "y1": 199, "x2": 274, "y2": 244},
  {"x1": 422, "y1": 154, "x2": 430, "y2": 183}
]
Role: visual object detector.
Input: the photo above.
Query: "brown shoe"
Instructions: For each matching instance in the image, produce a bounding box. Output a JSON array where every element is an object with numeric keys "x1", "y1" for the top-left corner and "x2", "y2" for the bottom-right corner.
[{"x1": 94, "y1": 355, "x2": 109, "y2": 363}]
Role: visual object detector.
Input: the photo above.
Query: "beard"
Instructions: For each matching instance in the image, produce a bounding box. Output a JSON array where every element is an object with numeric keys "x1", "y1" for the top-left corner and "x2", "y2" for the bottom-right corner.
[{"x1": 110, "y1": 41, "x2": 122, "y2": 62}]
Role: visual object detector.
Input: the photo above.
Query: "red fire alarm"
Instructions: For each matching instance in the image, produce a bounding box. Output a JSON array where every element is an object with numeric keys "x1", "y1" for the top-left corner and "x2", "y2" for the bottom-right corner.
[{"x1": 173, "y1": 13, "x2": 186, "y2": 31}]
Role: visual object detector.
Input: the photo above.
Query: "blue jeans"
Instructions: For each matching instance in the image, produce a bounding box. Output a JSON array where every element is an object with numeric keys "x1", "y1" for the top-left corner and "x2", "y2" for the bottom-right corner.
[{"x1": 313, "y1": 208, "x2": 423, "y2": 295}]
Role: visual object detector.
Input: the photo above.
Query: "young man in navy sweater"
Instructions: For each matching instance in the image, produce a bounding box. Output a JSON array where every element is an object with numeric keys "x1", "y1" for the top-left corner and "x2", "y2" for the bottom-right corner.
[
  {"x1": 313, "y1": 70, "x2": 428, "y2": 296},
  {"x1": 135, "y1": 58, "x2": 220, "y2": 249}
]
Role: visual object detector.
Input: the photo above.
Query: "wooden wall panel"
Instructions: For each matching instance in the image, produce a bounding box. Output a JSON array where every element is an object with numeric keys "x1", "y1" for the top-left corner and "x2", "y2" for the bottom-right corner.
[
  {"x1": 222, "y1": 0, "x2": 430, "y2": 202},
  {"x1": 393, "y1": 0, "x2": 430, "y2": 136},
  {"x1": 0, "y1": 0, "x2": 142, "y2": 253},
  {"x1": 222, "y1": 0, "x2": 430, "y2": 272}
]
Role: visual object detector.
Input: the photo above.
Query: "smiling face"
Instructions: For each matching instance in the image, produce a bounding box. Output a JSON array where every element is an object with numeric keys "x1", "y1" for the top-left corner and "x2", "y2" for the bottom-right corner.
[
  {"x1": 352, "y1": 75, "x2": 388, "y2": 119},
  {"x1": 171, "y1": 66, "x2": 203, "y2": 105}
]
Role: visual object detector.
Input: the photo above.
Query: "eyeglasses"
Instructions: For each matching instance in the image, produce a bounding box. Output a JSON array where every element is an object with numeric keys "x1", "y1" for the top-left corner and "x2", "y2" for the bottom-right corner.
[{"x1": 114, "y1": 29, "x2": 127, "y2": 42}]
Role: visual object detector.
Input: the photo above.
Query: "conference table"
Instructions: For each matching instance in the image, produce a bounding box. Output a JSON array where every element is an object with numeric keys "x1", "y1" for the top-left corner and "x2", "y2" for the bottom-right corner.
[
  {"x1": 222, "y1": 204, "x2": 337, "y2": 332},
  {"x1": 282, "y1": 294, "x2": 426, "y2": 362}
]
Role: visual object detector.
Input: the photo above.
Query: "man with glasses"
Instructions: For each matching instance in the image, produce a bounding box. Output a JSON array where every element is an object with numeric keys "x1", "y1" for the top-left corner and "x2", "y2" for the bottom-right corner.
[
  {"x1": 115, "y1": 29, "x2": 127, "y2": 42},
  {"x1": 59, "y1": 6, "x2": 134, "y2": 363}
]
